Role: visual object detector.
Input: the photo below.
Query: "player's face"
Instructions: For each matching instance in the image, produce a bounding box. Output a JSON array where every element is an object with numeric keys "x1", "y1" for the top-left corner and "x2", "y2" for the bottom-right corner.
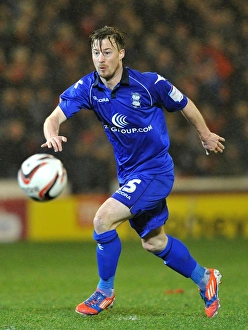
[{"x1": 91, "y1": 38, "x2": 125, "y2": 81}]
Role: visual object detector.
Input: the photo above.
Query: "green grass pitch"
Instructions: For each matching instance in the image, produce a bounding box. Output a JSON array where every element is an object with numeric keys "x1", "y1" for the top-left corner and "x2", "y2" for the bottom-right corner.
[{"x1": 0, "y1": 238, "x2": 247, "y2": 330}]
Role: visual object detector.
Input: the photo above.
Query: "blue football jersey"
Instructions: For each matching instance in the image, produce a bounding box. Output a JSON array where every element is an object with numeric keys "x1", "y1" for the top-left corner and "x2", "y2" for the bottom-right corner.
[{"x1": 59, "y1": 67, "x2": 188, "y2": 183}]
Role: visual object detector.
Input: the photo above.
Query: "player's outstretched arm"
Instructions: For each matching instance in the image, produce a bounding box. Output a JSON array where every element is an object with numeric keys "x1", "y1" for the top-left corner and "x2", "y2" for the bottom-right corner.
[
  {"x1": 181, "y1": 98, "x2": 225, "y2": 154},
  {"x1": 41, "y1": 106, "x2": 68, "y2": 152}
]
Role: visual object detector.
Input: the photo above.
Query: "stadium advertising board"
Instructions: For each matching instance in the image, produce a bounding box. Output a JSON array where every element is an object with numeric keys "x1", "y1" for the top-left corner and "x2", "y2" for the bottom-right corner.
[
  {"x1": 0, "y1": 199, "x2": 27, "y2": 242},
  {"x1": 167, "y1": 192, "x2": 248, "y2": 239},
  {"x1": 2, "y1": 193, "x2": 245, "y2": 241}
]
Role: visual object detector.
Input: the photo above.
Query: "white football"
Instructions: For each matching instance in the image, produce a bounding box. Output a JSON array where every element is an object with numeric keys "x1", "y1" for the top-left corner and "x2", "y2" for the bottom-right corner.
[{"x1": 17, "y1": 153, "x2": 67, "y2": 202}]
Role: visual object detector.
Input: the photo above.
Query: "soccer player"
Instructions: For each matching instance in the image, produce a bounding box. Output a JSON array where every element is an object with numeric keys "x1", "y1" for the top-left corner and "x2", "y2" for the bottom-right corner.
[{"x1": 41, "y1": 26, "x2": 225, "y2": 318}]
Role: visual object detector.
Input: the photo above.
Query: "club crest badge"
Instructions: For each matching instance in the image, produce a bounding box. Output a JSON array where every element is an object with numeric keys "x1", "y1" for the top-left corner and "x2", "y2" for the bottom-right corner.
[{"x1": 131, "y1": 92, "x2": 141, "y2": 108}]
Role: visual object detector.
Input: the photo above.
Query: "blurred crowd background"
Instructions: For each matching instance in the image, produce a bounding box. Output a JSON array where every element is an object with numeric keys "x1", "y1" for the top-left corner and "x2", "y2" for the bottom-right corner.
[{"x1": 0, "y1": 0, "x2": 248, "y2": 194}]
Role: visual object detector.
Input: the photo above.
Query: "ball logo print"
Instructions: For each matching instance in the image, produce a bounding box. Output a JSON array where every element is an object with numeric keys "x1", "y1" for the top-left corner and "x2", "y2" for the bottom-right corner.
[{"x1": 18, "y1": 154, "x2": 67, "y2": 202}]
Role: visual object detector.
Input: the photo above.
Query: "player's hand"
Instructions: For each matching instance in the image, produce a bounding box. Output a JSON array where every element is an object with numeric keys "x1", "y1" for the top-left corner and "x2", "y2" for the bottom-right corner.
[
  {"x1": 41, "y1": 136, "x2": 67, "y2": 152},
  {"x1": 201, "y1": 133, "x2": 225, "y2": 155}
]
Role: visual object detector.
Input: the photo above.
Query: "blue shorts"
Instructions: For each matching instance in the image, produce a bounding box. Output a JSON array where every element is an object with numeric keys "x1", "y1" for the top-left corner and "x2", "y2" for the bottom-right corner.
[{"x1": 111, "y1": 169, "x2": 174, "y2": 238}]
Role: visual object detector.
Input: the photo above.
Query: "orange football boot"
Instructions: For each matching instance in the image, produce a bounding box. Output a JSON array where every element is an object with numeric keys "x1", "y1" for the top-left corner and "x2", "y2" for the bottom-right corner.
[
  {"x1": 76, "y1": 289, "x2": 115, "y2": 316},
  {"x1": 199, "y1": 268, "x2": 222, "y2": 318}
]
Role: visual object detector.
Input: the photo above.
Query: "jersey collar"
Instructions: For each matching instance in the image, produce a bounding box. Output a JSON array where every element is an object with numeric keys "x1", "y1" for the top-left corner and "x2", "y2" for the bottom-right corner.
[{"x1": 93, "y1": 66, "x2": 129, "y2": 88}]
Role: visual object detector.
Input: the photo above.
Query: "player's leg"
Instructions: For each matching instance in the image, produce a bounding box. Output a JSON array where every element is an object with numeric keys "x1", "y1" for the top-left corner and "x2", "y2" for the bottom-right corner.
[
  {"x1": 141, "y1": 225, "x2": 222, "y2": 318},
  {"x1": 76, "y1": 197, "x2": 133, "y2": 316},
  {"x1": 93, "y1": 197, "x2": 132, "y2": 295},
  {"x1": 123, "y1": 170, "x2": 222, "y2": 317},
  {"x1": 142, "y1": 226, "x2": 200, "y2": 278}
]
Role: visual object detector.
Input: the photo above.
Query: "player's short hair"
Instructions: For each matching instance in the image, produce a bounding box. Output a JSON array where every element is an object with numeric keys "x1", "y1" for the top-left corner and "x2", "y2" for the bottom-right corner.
[{"x1": 89, "y1": 26, "x2": 126, "y2": 51}]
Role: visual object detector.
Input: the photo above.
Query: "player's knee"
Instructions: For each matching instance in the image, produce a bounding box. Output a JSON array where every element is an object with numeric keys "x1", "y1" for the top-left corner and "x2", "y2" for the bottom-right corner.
[
  {"x1": 93, "y1": 211, "x2": 117, "y2": 233},
  {"x1": 141, "y1": 227, "x2": 168, "y2": 253},
  {"x1": 93, "y1": 215, "x2": 107, "y2": 233},
  {"x1": 141, "y1": 239, "x2": 165, "y2": 253},
  {"x1": 142, "y1": 241, "x2": 155, "y2": 253}
]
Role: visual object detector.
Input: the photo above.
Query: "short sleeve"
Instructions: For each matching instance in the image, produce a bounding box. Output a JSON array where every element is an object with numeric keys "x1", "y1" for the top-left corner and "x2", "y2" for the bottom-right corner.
[
  {"x1": 59, "y1": 78, "x2": 93, "y2": 118},
  {"x1": 151, "y1": 74, "x2": 188, "y2": 112}
]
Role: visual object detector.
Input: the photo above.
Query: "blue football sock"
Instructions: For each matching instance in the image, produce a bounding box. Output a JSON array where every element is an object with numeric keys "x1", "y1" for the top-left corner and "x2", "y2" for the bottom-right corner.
[
  {"x1": 190, "y1": 263, "x2": 206, "y2": 285},
  {"x1": 191, "y1": 264, "x2": 210, "y2": 289},
  {"x1": 154, "y1": 235, "x2": 197, "y2": 277},
  {"x1": 97, "y1": 277, "x2": 115, "y2": 297},
  {"x1": 93, "y1": 230, "x2": 121, "y2": 296}
]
